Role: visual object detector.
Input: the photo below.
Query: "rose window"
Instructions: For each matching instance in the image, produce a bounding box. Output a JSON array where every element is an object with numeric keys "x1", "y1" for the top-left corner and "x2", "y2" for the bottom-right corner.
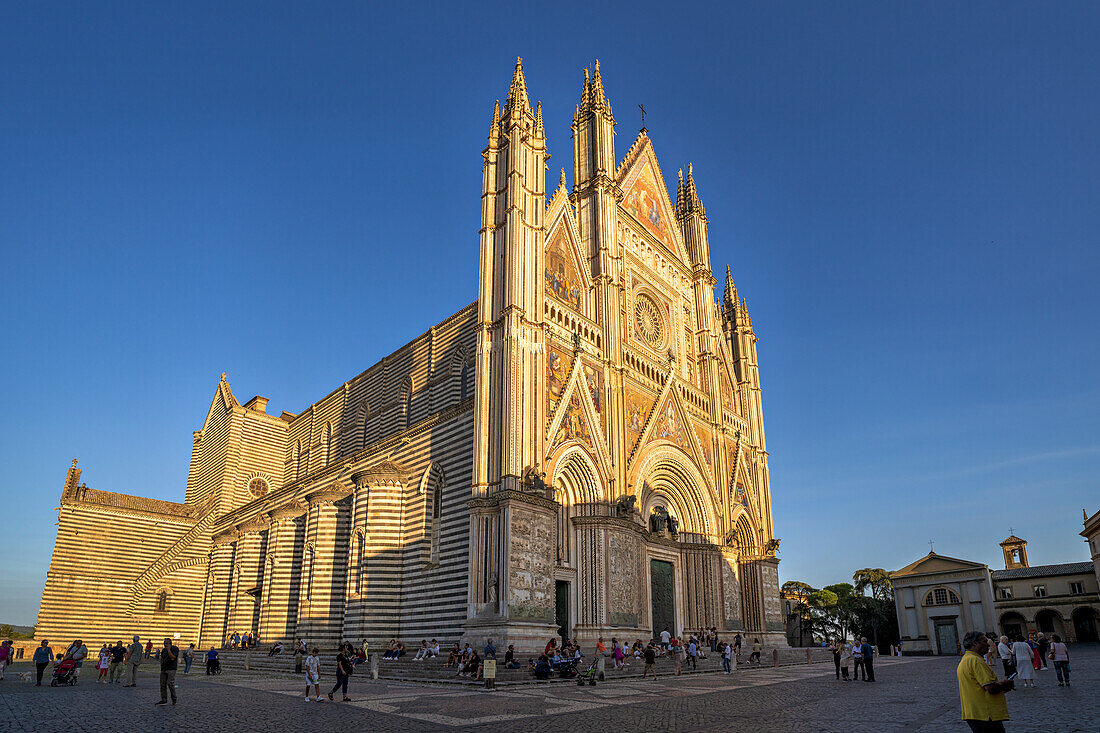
[
  {"x1": 248, "y1": 477, "x2": 269, "y2": 498},
  {"x1": 634, "y1": 293, "x2": 664, "y2": 348}
]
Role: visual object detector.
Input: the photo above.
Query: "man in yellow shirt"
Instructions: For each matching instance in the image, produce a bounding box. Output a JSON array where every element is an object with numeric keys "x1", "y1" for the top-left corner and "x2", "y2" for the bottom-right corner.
[{"x1": 957, "y1": 631, "x2": 1014, "y2": 732}]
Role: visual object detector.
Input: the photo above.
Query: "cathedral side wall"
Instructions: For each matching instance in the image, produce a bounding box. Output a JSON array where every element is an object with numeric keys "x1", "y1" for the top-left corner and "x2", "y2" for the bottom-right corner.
[
  {"x1": 36, "y1": 502, "x2": 205, "y2": 646},
  {"x1": 394, "y1": 407, "x2": 474, "y2": 643}
]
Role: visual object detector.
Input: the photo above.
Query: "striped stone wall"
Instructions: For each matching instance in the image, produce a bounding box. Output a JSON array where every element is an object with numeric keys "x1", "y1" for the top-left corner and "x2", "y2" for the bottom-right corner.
[{"x1": 36, "y1": 487, "x2": 208, "y2": 647}]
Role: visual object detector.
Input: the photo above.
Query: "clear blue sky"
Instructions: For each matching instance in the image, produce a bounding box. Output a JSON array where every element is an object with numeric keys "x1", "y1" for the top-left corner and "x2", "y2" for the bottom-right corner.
[{"x1": 2, "y1": 2, "x2": 1098, "y2": 625}]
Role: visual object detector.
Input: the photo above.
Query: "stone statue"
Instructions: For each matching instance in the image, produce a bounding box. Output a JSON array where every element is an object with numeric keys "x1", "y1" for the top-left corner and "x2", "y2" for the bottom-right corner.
[
  {"x1": 615, "y1": 494, "x2": 637, "y2": 516},
  {"x1": 649, "y1": 506, "x2": 669, "y2": 533},
  {"x1": 667, "y1": 514, "x2": 679, "y2": 537},
  {"x1": 764, "y1": 538, "x2": 781, "y2": 555},
  {"x1": 486, "y1": 572, "x2": 498, "y2": 603}
]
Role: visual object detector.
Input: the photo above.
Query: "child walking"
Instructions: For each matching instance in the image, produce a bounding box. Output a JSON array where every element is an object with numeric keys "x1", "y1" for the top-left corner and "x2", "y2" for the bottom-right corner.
[{"x1": 304, "y1": 647, "x2": 324, "y2": 702}]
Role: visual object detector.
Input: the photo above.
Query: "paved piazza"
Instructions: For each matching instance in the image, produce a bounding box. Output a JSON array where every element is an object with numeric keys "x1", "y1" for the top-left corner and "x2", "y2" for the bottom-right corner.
[{"x1": 1, "y1": 648, "x2": 1095, "y2": 731}]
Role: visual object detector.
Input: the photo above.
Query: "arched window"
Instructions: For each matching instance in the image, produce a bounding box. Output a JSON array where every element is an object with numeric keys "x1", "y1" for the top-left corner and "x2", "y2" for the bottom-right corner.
[
  {"x1": 290, "y1": 441, "x2": 300, "y2": 481},
  {"x1": 155, "y1": 589, "x2": 168, "y2": 613},
  {"x1": 420, "y1": 464, "x2": 445, "y2": 566},
  {"x1": 303, "y1": 543, "x2": 316, "y2": 602},
  {"x1": 460, "y1": 362, "x2": 471, "y2": 401},
  {"x1": 320, "y1": 423, "x2": 333, "y2": 467},
  {"x1": 355, "y1": 531, "x2": 365, "y2": 594},
  {"x1": 296, "y1": 439, "x2": 308, "y2": 478},
  {"x1": 400, "y1": 378, "x2": 412, "y2": 430},
  {"x1": 923, "y1": 588, "x2": 961, "y2": 606}
]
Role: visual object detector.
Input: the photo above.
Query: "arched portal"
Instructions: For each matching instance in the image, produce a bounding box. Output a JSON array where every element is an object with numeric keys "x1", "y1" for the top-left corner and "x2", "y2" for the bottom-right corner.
[
  {"x1": 1035, "y1": 608, "x2": 1066, "y2": 639},
  {"x1": 999, "y1": 611, "x2": 1027, "y2": 640},
  {"x1": 548, "y1": 446, "x2": 602, "y2": 642},
  {"x1": 1072, "y1": 606, "x2": 1099, "y2": 642},
  {"x1": 632, "y1": 445, "x2": 718, "y2": 539}
]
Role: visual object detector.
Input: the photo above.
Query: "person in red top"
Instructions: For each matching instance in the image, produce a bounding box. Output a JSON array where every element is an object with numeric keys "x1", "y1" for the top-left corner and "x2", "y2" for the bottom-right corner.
[{"x1": 544, "y1": 638, "x2": 558, "y2": 656}]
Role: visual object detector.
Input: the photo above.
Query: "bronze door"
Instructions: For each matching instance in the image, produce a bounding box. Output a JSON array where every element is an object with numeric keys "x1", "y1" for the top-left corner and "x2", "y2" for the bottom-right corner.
[{"x1": 650, "y1": 559, "x2": 676, "y2": 640}]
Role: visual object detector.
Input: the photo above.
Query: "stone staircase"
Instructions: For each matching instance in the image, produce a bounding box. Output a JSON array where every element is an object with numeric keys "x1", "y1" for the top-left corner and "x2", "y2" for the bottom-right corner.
[{"x1": 211, "y1": 645, "x2": 834, "y2": 686}]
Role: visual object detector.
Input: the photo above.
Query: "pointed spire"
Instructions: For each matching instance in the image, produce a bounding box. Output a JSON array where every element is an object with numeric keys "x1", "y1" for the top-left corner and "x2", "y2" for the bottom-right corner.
[
  {"x1": 679, "y1": 163, "x2": 704, "y2": 217},
  {"x1": 580, "y1": 66, "x2": 591, "y2": 110},
  {"x1": 676, "y1": 169, "x2": 686, "y2": 214},
  {"x1": 489, "y1": 99, "x2": 500, "y2": 139},
  {"x1": 505, "y1": 56, "x2": 530, "y2": 117},
  {"x1": 724, "y1": 264, "x2": 738, "y2": 313},
  {"x1": 559, "y1": 168, "x2": 568, "y2": 190},
  {"x1": 591, "y1": 59, "x2": 606, "y2": 105},
  {"x1": 535, "y1": 100, "x2": 544, "y2": 136}
]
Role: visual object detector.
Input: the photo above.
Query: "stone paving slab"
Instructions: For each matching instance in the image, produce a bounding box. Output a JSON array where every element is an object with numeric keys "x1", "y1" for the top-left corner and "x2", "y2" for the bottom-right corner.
[{"x1": 2, "y1": 645, "x2": 1096, "y2": 731}]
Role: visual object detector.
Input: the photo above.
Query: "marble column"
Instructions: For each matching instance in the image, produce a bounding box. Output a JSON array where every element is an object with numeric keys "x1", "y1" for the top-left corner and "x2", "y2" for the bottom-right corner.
[
  {"x1": 351, "y1": 461, "x2": 408, "y2": 646},
  {"x1": 295, "y1": 482, "x2": 351, "y2": 648},
  {"x1": 200, "y1": 535, "x2": 236, "y2": 648},
  {"x1": 258, "y1": 505, "x2": 306, "y2": 644},
  {"x1": 230, "y1": 522, "x2": 265, "y2": 637}
]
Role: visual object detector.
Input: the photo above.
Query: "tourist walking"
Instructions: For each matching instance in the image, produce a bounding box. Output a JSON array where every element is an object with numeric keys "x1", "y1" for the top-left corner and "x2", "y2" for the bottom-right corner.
[
  {"x1": 33, "y1": 640, "x2": 54, "y2": 686},
  {"x1": 996, "y1": 636, "x2": 1014, "y2": 677},
  {"x1": 721, "y1": 641, "x2": 733, "y2": 674},
  {"x1": 957, "y1": 632, "x2": 1013, "y2": 732},
  {"x1": 155, "y1": 637, "x2": 179, "y2": 705},
  {"x1": 860, "y1": 638, "x2": 876, "y2": 682},
  {"x1": 659, "y1": 627, "x2": 671, "y2": 655},
  {"x1": 642, "y1": 642, "x2": 658, "y2": 680},
  {"x1": 1049, "y1": 634, "x2": 1070, "y2": 687},
  {"x1": 67, "y1": 640, "x2": 88, "y2": 681},
  {"x1": 305, "y1": 647, "x2": 323, "y2": 702},
  {"x1": 1036, "y1": 633, "x2": 1050, "y2": 670},
  {"x1": 294, "y1": 639, "x2": 305, "y2": 674},
  {"x1": 839, "y1": 641, "x2": 852, "y2": 681},
  {"x1": 830, "y1": 642, "x2": 842, "y2": 679},
  {"x1": 108, "y1": 641, "x2": 125, "y2": 683},
  {"x1": 0, "y1": 640, "x2": 12, "y2": 680},
  {"x1": 1011, "y1": 636, "x2": 1035, "y2": 688},
  {"x1": 183, "y1": 644, "x2": 194, "y2": 674},
  {"x1": 750, "y1": 638, "x2": 762, "y2": 664},
  {"x1": 686, "y1": 637, "x2": 698, "y2": 670},
  {"x1": 96, "y1": 644, "x2": 110, "y2": 682},
  {"x1": 327, "y1": 644, "x2": 353, "y2": 701},
  {"x1": 125, "y1": 635, "x2": 143, "y2": 686}
]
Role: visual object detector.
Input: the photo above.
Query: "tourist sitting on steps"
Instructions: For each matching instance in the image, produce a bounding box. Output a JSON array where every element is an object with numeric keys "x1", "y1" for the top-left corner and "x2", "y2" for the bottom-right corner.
[
  {"x1": 413, "y1": 640, "x2": 430, "y2": 661},
  {"x1": 444, "y1": 643, "x2": 461, "y2": 667},
  {"x1": 267, "y1": 641, "x2": 283, "y2": 657}
]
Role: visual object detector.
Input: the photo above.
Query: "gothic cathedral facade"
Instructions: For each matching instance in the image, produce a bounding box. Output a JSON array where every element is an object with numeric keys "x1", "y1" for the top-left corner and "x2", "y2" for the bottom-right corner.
[{"x1": 36, "y1": 60, "x2": 785, "y2": 651}]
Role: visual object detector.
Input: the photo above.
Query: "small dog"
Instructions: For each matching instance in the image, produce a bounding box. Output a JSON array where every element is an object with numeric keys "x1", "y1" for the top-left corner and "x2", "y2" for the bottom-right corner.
[{"x1": 17, "y1": 670, "x2": 35, "y2": 682}]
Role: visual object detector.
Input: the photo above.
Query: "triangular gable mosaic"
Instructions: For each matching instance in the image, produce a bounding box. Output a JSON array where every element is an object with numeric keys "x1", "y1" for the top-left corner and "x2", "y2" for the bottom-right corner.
[
  {"x1": 624, "y1": 383, "x2": 656, "y2": 455},
  {"x1": 544, "y1": 223, "x2": 585, "y2": 313},
  {"x1": 551, "y1": 390, "x2": 595, "y2": 453},
  {"x1": 695, "y1": 423, "x2": 713, "y2": 470},
  {"x1": 547, "y1": 341, "x2": 573, "y2": 424},
  {"x1": 581, "y1": 361, "x2": 603, "y2": 422},
  {"x1": 621, "y1": 157, "x2": 676, "y2": 252},
  {"x1": 648, "y1": 394, "x2": 690, "y2": 450}
]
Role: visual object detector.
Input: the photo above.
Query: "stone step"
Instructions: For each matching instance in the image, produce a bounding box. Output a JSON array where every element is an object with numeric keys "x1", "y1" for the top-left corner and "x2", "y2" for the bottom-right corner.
[{"x1": 209, "y1": 646, "x2": 834, "y2": 685}]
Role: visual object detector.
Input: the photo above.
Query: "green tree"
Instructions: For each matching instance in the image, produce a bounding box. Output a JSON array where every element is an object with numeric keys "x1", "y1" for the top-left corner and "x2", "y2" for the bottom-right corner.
[
  {"x1": 781, "y1": 581, "x2": 817, "y2": 646},
  {"x1": 852, "y1": 568, "x2": 894, "y2": 601}
]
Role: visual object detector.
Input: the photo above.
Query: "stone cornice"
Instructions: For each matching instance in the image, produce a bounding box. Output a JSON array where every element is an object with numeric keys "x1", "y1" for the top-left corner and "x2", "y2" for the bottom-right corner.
[
  {"x1": 306, "y1": 480, "x2": 354, "y2": 505},
  {"x1": 351, "y1": 460, "x2": 409, "y2": 488},
  {"x1": 468, "y1": 488, "x2": 560, "y2": 513}
]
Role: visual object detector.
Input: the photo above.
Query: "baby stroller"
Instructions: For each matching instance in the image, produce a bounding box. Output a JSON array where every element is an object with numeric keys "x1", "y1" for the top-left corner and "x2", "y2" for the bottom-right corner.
[
  {"x1": 51, "y1": 659, "x2": 78, "y2": 686},
  {"x1": 557, "y1": 657, "x2": 579, "y2": 679},
  {"x1": 575, "y1": 657, "x2": 598, "y2": 686}
]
